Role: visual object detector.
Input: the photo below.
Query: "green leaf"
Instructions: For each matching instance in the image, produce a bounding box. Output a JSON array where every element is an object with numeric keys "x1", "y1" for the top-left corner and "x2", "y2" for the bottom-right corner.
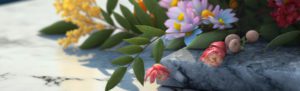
[
  {"x1": 113, "y1": 12, "x2": 132, "y2": 30},
  {"x1": 120, "y1": 5, "x2": 141, "y2": 33},
  {"x1": 262, "y1": 15, "x2": 274, "y2": 24},
  {"x1": 124, "y1": 37, "x2": 150, "y2": 45},
  {"x1": 166, "y1": 38, "x2": 185, "y2": 50},
  {"x1": 128, "y1": 0, "x2": 135, "y2": 4},
  {"x1": 80, "y1": 29, "x2": 113, "y2": 49},
  {"x1": 152, "y1": 39, "x2": 164, "y2": 63},
  {"x1": 100, "y1": 32, "x2": 135, "y2": 49},
  {"x1": 111, "y1": 56, "x2": 134, "y2": 65},
  {"x1": 117, "y1": 45, "x2": 143, "y2": 54},
  {"x1": 245, "y1": 0, "x2": 259, "y2": 9},
  {"x1": 134, "y1": 4, "x2": 152, "y2": 26},
  {"x1": 187, "y1": 30, "x2": 228, "y2": 49},
  {"x1": 259, "y1": 23, "x2": 281, "y2": 41},
  {"x1": 105, "y1": 67, "x2": 127, "y2": 91},
  {"x1": 267, "y1": 31, "x2": 300, "y2": 48},
  {"x1": 136, "y1": 25, "x2": 165, "y2": 37},
  {"x1": 106, "y1": 0, "x2": 119, "y2": 15},
  {"x1": 40, "y1": 20, "x2": 78, "y2": 35},
  {"x1": 132, "y1": 57, "x2": 145, "y2": 85},
  {"x1": 142, "y1": 0, "x2": 155, "y2": 12},
  {"x1": 280, "y1": 26, "x2": 298, "y2": 34},
  {"x1": 101, "y1": 9, "x2": 115, "y2": 26},
  {"x1": 296, "y1": 22, "x2": 300, "y2": 29},
  {"x1": 143, "y1": 0, "x2": 167, "y2": 29},
  {"x1": 120, "y1": 5, "x2": 139, "y2": 25}
]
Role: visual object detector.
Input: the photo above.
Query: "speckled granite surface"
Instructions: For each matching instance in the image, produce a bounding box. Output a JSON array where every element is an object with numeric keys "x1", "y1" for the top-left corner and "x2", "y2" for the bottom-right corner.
[{"x1": 159, "y1": 42, "x2": 300, "y2": 91}]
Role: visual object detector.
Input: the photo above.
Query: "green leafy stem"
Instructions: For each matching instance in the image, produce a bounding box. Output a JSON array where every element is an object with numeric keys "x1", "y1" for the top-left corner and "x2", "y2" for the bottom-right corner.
[{"x1": 105, "y1": 25, "x2": 166, "y2": 91}]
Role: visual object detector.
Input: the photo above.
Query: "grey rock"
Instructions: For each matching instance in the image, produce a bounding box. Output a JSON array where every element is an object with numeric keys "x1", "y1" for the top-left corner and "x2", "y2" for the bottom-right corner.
[
  {"x1": 157, "y1": 86, "x2": 174, "y2": 91},
  {"x1": 182, "y1": 89, "x2": 198, "y2": 91},
  {"x1": 157, "y1": 77, "x2": 185, "y2": 88},
  {"x1": 159, "y1": 42, "x2": 300, "y2": 91}
]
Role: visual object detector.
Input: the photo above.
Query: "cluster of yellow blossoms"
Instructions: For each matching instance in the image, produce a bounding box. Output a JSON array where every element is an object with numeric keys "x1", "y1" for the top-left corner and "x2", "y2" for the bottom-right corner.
[{"x1": 54, "y1": 0, "x2": 105, "y2": 48}]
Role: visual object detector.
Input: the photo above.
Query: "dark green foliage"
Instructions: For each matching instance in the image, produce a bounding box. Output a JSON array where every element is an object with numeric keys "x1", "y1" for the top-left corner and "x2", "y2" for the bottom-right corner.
[
  {"x1": 105, "y1": 67, "x2": 127, "y2": 91},
  {"x1": 80, "y1": 29, "x2": 113, "y2": 49},
  {"x1": 100, "y1": 32, "x2": 135, "y2": 49},
  {"x1": 40, "y1": 20, "x2": 78, "y2": 35}
]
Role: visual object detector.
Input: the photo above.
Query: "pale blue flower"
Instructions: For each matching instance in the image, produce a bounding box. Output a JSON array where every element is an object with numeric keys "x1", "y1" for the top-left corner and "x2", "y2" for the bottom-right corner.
[
  {"x1": 184, "y1": 29, "x2": 203, "y2": 45},
  {"x1": 209, "y1": 9, "x2": 238, "y2": 30}
]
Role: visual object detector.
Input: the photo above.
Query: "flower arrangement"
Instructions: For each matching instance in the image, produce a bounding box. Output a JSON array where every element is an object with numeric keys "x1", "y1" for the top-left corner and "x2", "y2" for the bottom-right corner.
[{"x1": 39, "y1": 0, "x2": 300, "y2": 90}]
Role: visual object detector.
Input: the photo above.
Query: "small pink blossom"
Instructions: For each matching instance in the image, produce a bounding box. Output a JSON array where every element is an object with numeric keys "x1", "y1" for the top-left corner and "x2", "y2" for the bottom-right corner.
[
  {"x1": 200, "y1": 41, "x2": 226, "y2": 67},
  {"x1": 145, "y1": 64, "x2": 170, "y2": 84}
]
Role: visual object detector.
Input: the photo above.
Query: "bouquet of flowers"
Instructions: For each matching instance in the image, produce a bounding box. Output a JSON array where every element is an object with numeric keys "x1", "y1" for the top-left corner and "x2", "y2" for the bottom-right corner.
[{"x1": 40, "y1": 0, "x2": 300, "y2": 90}]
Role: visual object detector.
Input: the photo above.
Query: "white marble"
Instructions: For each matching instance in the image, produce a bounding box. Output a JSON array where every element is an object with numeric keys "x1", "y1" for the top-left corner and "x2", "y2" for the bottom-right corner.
[{"x1": 0, "y1": 0, "x2": 160, "y2": 91}]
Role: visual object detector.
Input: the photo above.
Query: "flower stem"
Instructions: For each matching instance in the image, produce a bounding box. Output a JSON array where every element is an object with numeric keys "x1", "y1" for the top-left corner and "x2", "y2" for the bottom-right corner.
[{"x1": 126, "y1": 37, "x2": 162, "y2": 68}]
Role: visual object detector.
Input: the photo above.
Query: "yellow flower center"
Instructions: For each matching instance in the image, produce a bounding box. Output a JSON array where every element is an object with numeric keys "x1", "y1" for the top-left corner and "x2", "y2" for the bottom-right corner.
[
  {"x1": 170, "y1": 0, "x2": 179, "y2": 7},
  {"x1": 185, "y1": 31, "x2": 193, "y2": 36},
  {"x1": 201, "y1": 10, "x2": 214, "y2": 19},
  {"x1": 218, "y1": 18, "x2": 225, "y2": 25},
  {"x1": 177, "y1": 13, "x2": 184, "y2": 21},
  {"x1": 174, "y1": 22, "x2": 181, "y2": 31}
]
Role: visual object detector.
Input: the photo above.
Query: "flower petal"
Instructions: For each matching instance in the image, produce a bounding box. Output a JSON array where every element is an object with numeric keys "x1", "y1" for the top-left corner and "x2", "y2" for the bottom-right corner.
[
  {"x1": 150, "y1": 71, "x2": 157, "y2": 83},
  {"x1": 164, "y1": 19, "x2": 176, "y2": 28},
  {"x1": 159, "y1": 1, "x2": 170, "y2": 9},
  {"x1": 180, "y1": 23, "x2": 193, "y2": 32},
  {"x1": 184, "y1": 29, "x2": 203, "y2": 46}
]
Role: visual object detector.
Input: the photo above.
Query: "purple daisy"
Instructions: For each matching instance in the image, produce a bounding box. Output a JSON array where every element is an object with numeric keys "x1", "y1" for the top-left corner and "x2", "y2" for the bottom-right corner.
[
  {"x1": 164, "y1": 1, "x2": 203, "y2": 45},
  {"x1": 159, "y1": 0, "x2": 179, "y2": 9}
]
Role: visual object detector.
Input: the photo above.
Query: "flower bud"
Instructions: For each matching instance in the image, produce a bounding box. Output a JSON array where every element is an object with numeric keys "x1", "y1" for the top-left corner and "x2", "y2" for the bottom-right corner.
[
  {"x1": 210, "y1": 41, "x2": 226, "y2": 52},
  {"x1": 246, "y1": 30, "x2": 259, "y2": 43},
  {"x1": 145, "y1": 64, "x2": 170, "y2": 84},
  {"x1": 200, "y1": 41, "x2": 226, "y2": 67},
  {"x1": 225, "y1": 34, "x2": 240, "y2": 46},
  {"x1": 228, "y1": 39, "x2": 240, "y2": 53}
]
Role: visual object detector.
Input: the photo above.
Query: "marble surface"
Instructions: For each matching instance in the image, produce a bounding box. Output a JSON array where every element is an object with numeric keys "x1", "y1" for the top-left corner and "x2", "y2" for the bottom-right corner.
[
  {"x1": 0, "y1": 0, "x2": 169, "y2": 91},
  {"x1": 159, "y1": 42, "x2": 300, "y2": 91}
]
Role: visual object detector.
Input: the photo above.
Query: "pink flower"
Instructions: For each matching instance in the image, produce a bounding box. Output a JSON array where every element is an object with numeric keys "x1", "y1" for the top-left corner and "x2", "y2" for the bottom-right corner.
[
  {"x1": 209, "y1": 41, "x2": 226, "y2": 52},
  {"x1": 200, "y1": 41, "x2": 226, "y2": 67},
  {"x1": 145, "y1": 64, "x2": 170, "y2": 84}
]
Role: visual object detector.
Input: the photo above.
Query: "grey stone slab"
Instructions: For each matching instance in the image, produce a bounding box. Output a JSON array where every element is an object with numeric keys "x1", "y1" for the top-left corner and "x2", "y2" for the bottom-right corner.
[{"x1": 159, "y1": 42, "x2": 300, "y2": 91}]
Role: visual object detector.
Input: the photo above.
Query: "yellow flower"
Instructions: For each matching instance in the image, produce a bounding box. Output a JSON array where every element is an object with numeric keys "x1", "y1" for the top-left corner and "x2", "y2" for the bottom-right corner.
[
  {"x1": 54, "y1": 0, "x2": 105, "y2": 48},
  {"x1": 201, "y1": 10, "x2": 215, "y2": 19},
  {"x1": 170, "y1": 0, "x2": 179, "y2": 7}
]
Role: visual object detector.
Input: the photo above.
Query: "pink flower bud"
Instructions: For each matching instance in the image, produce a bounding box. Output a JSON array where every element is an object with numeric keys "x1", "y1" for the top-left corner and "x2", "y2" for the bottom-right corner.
[
  {"x1": 228, "y1": 39, "x2": 241, "y2": 53},
  {"x1": 200, "y1": 41, "x2": 226, "y2": 67},
  {"x1": 145, "y1": 64, "x2": 170, "y2": 84},
  {"x1": 210, "y1": 41, "x2": 226, "y2": 52},
  {"x1": 246, "y1": 30, "x2": 259, "y2": 43},
  {"x1": 225, "y1": 34, "x2": 240, "y2": 46}
]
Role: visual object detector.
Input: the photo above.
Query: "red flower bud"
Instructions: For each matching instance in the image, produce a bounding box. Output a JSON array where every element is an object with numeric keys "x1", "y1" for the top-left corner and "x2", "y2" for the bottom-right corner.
[{"x1": 200, "y1": 41, "x2": 226, "y2": 67}]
